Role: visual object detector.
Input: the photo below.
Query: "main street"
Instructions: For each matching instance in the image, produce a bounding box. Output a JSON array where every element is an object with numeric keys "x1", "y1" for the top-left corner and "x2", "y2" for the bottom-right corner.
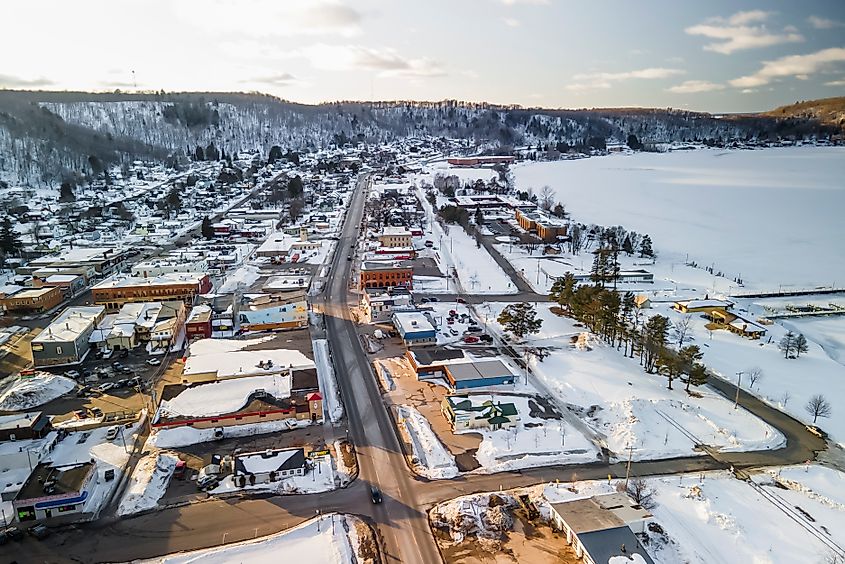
[{"x1": 9, "y1": 173, "x2": 828, "y2": 563}]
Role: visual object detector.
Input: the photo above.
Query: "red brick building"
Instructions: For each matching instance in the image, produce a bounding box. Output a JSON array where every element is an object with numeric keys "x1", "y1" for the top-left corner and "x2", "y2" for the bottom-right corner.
[{"x1": 359, "y1": 262, "x2": 413, "y2": 290}]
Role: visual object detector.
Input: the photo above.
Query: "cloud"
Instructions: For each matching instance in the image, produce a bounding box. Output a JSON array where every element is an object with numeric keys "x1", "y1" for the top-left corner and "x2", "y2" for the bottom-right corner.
[
  {"x1": 240, "y1": 73, "x2": 300, "y2": 87},
  {"x1": 729, "y1": 47, "x2": 845, "y2": 87},
  {"x1": 808, "y1": 15, "x2": 845, "y2": 29},
  {"x1": 0, "y1": 73, "x2": 55, "y2": 88},
  {"x1": 741, "y1": 88, "x2": 758, "y2": 94},
  {"x1": 499, "y1": 0, "x2": 548, "y2": 4},
  {"x1": 825, "y1": 78, "x2": 845, "y2": 87},
  {"x1": 566, "y1": 67, "x2": 684, "y2": 91},
  {"x1": 667, "y1": 80, "x2": 725, "y2": 94},
  {"x1": 686, "y1": 11, "x2": 803, "y2": 54},
  {"x1": 502, "y1": 17, "x2": 521, "y2": 27},
  {"x1": 295, "y1": 44, "x2": 446, "y2": 78}
]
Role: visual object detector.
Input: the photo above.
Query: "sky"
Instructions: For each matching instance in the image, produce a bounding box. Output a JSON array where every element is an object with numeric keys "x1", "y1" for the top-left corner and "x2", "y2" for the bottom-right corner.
[{"x1": 1, "y1": 0, "x2": 843, "y2": 112}]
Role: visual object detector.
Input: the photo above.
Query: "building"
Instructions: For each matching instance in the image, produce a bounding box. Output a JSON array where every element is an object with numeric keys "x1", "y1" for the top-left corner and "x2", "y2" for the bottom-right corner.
[
  {"x1": 404, "y1": 348, "x2": 467, "y2": 378},
  {"x1": 515, "y1": 209, "x2": 568, "y2": 242},
  {"x1": 447, "y1": 156, "x2": 516, "y2": 166},
  {"x1": 360, "y1": 262, "x2": 413, "y2": 290},
  {"x1": 255, "y1": 230, "x2": 322, "y2": 259},
  {"x1": 707, "y1": 310, "x2": 768, "y2": 339},
  {"x1": 0, "y1": 286, "x2": 63, "y2": 313},
  {"x1": 91, "y1": 272, "x2": 212, "y2": 310},
  {"x1": 17, "y1": 247, "x2": 131, "y2": 281},
  {"x1": 185, "y1": 304, "x2": 213, "y2": 340},
  {"x1": 233, "y1": 448, "x2": 307, "y2": 484},
  {"x1": 180, "y1": 337, "x2": 315, "y2": 383},
  {"x1": 239, "y1": 292, "x2": 308, "y2": 332},
  {"x1": 634, "y1": 294, "x2": 651, "y2": 309},
  {"x1": 31, "y1": 306, "x2": 105, "y2": 367},
  {"x1": 89, "y1": 301, "x2": 186, "y2": 352},
  {"x1": 378, "y1": 226, "x2": 412, "y2": 248},
  {"x1": 13, "y1": 462, "x2": 96, "y2": 522},
  {"x1": 549, "y1": 493, "x2": 655, "y2": 564},
  {"x1": 444, "y1": 359, "x2": 515, "y2": 390},
  {"x1": 32, "y1": 272, "x2": 86, "y2": 296},
  {"x1": 392, "y1": 311, "x2": 436, "y2": 347},
  {"x1": 130, "y1": 256, "x2": 208, "y2": 278},
  {"x1": 361, "y1": 288, "x2": 412, "y2": 323},
  {"x1": 441, "y1": 395, "x2": 519, "y2": 431},
  {"x1": 0, "y1": 412, "x2": 51, "y2": 442},
  {"x1": 673, "y1": 298, "x2": 733, "y2": 314}
]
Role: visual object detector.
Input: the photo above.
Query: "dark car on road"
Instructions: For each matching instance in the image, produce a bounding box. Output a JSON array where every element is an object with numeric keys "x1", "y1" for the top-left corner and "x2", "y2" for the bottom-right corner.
[
  {"x1": 29, "y1": 524, "x2": 50, "y2": 539},
  {"x1": 370, "y1": 487, "x2": 383, "y2": 504}
]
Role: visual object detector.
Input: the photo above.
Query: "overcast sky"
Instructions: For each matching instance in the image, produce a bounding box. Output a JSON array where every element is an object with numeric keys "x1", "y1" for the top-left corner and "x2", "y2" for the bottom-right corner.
[{"x1": 2, "y1": 0, "x2": 843, "y2": 112}]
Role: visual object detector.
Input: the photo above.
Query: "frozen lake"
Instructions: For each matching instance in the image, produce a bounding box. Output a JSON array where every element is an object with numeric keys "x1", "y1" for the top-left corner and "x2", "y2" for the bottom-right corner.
[{"x1": 513, "y1": 146, "x2": 845, "y2": 290}]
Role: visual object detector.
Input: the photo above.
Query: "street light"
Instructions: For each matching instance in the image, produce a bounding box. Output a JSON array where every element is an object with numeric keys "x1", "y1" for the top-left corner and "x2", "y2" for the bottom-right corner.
[{"x1": 734, "y1": 371, "x2": 745, "y2": 409}]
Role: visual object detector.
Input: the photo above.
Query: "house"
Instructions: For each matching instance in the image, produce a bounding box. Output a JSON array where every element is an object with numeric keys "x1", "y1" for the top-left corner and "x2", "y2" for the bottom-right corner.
[
  {"x1": 441, "y1": 395, "x2": 519, "y2": 431},
  {"x1": 0, "y1": 286, "x2": 63, "y2": 313},
  {"x1": 31, "y1": 306, "x2": 105, "y2": 367},
  {"x1": 378, "y1": 226, "x2": 412, "y2": 248},
  {"x1": 404, "y1": 348, "x2": 467, "y2": 378},
  {"x1": 673, "y1": 298, "x2": 733, "y2": 314},
  {"x1": 13, "y1": 462, "x2": 96, "y2": 522},
  {"x1": 392, "y1": 311, "x2": 437, "y2": 347},
  {"x1": 0, "y1": 412, "x2": 52, "y2": 442},
  {"x1": 634, "y1": 294, "x2": 651, "y2": 309},
  {"x1": 359, "y1": 262, "x2": 413, "y2": 290},
  {"x1": 444, "y1": 359, "x2": 515, "y2": 390},
  {"x1": 91, "y1": 272, "x2": 212, "y2": 310},
  {"x1": 185, "y1": 304, "x2": 213, "y2": 340},
  {"x1": 233, "y1": 448, "x2": 307, "y2": 484},
  {"x1": 361, "y1": 288, "x2": 412, "y2": 323},
  {"x1": 707, "y1": 310, "x2": 768, "y2": 339},
  {"x1": 549, "y1": 493, "x2": 655, "y2": 564}
]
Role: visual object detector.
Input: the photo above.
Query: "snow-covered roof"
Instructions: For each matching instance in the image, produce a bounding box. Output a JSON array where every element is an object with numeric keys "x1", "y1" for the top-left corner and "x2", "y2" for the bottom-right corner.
[
  {"x1": 159, "y1": 373, "x2": 292, "y2": 417},
  {"x1": 93, "y1": 272, "x2": 207, "y2": 289},
  {"x1": 183, "y1": 337, "x2": 314, "y2": 379},
  {"x1": 393, "y1": 312, "x2": 435, "y2": 335},
  {"x1": 34, "y1": 306, "x2": 104, "y2": 343},
  {"x1": 234, "y1": 448, "x2": 306, "y2": 475}
]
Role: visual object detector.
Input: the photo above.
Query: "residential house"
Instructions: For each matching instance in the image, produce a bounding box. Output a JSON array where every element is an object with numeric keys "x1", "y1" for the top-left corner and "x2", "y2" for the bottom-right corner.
[
  {"x1": 232, "y1": 448, "x2": 307, "y2": 485},
  {"x1": 441, "y1": 395, "x2": 519, "y2": 431}
]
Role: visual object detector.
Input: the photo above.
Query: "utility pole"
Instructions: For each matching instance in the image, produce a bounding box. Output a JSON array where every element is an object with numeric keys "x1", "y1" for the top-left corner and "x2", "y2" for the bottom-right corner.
[
  {"x1": 734, "y1": 371, "x2": 744, "y2": 409},
  {"x1": 624, "y1": 444, "x2": 634, "y2": 489}
]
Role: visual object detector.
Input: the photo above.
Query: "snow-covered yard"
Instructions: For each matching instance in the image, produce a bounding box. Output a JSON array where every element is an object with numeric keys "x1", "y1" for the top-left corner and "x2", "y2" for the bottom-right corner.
[
  {"x1": 512, "y1": 146, "x2": 845, "y2": 291},
  {"x1": 486, "y1": 303, "x2": 784, "y2": 461},
  {"x1": 397, "y1": 404, "x2": 459, "y2": 479},
  {"x1": 143, "y1": 514, "x2": 365, "y2": 564}
]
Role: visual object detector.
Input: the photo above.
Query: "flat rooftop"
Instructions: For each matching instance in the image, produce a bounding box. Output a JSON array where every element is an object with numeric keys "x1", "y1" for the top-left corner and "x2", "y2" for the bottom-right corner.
[
  {"x1": 447, "y1": 360, "x2": 512, "y2": 382},
  {"x1": 16, "y1": 462, "x2": 94, "y2": 502},
  {"x1": 9, "y1": 287, "x2": 56, "y2": 299},
  {"x1": 33, "y1": 306, "x2": 105, "y2": 343},
  {"x1": 93, "y1": 272, "x2": 206, "y2": 289}
]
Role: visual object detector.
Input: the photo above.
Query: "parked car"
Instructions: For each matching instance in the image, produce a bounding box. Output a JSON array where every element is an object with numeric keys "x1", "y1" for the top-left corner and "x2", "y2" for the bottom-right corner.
[
  {"x1": 95, "y1": 382, "x2": 115, "y2": 393},
  {"x1": 462, "y1": 336, "x2": 480, "y2": 344},
  {"x1": 64, "y1": 370, "x2": 80, "y2": 379},
  {"x1": 106, "y1": 426, "x2": 120, "y2": 441},
  {"x1": 449, "y1": 328, "x2": 459, "y2": 336},
  {"x1": 3, "y1": 526, "x2": 23, "y2": 541},
  {"x1": 90, "y1": 407, "x2": 104, "y2": 418},
  {"x1": 428, "y1": 297, "x2": 439, "y2": 302},
  {"x1": 456, "y1": 297, "x2": 466, "y2": 304},
  {"x1": 76, "y1": 386, "x2": 91, "y2": 398},
  {"x1": 465, "y1": 325, "x2": 483, "y2": 333},
  {"x1": 101, "y1": 349, "x2": 114, "y2": 359},
  {"x1": 419, "y1": 297, "x2": 430, "y2": 304},
  {"x1": 424, "y1": 240, "x2": 434, "y2": 248},
  {"x1": 449, "y1": 309, "x2": 457, "y2": 316},
  {"x1": 370, "y1": 487, "x2": 383, "y2": 504},
  {"x1": 146, "y1": 358, "x2": 161, "y2": 366},
  {"x1": 29, "y1": 524, "x2": 51, "y2": 539},
  {"x1": 173, "y1": 460, "x2": 187, "y2": 480},
  {"x1": 120, "y1": 349, "x2": 129, "y2": 358},
  {"x1": 121, "y1": 366, "x2": 132, "y2": 374},
  {"x1": 116, "y1": 379, "x2": 129, "y2": 388},
  {"x1": 479, "y1": 334, "x2": 494, "y2": 343},
  {"x1": 112, "y1": 361, "x2": 122, "y2": 369},
  {"x1": 73, "y1": 409, "x2": 87, "y2": 420},
  {"x1": 806, "y1": 425, "x2": 828, "y2": 439}
]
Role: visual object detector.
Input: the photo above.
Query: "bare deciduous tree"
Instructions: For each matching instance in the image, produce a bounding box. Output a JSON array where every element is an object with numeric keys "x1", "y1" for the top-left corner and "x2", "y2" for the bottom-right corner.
[
  {"x1": 805, "y1": 394, "x2": 832, "y2": 424},
  {"x1": 626, "y1": 477, "x2": 657, "y2": 510},
  {"x1": 747, "y1": 367, "x2": 763, "y2": 389},
  {"x1": 539, "y1": 185, "x2": 555, "y2": 211},
  {"x1": 672, "y1": 314, "x2": 694, "y2": 347}
]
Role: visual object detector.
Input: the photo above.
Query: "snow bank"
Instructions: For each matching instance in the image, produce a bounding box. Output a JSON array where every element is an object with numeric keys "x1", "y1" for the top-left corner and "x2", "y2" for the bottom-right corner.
[
  {"x1": 149, "y1": 418, "x2": 311, "y2": 448},
  {"x1": 158, "y1": 374, "x2": 291, "y2": 418},
  {"x1": 118, "y1": 451, "x2": 179, "y2": 516},
  {"x1": 143, "y1": 514, "x2": 359, "y2": 564},
  {"x1": 0, "y1": 373, "x2": 75, "y2": 410},
  {"x1": 313, "y1": 339, "x2": 343, "y2": 423},
  {"x1": 397, "y1": 405, "x2": 459, "y2": 479}
]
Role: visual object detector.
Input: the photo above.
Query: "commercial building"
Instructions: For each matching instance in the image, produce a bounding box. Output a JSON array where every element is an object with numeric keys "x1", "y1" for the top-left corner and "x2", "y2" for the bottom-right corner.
[
  {"x1": 238, "y1": 292, "x2": 308, "y2": 332},
  {"x1": 180, "y1": 337, "x2": 315, "y2": 383},
  {"x1": 130, "y1": 255, "x2": 208, "y2": 278},
  {"x1": 392, "y1": 311, "x2": 437, "y2": 347},
  {"x1": 378, "y1": 226, "x2": 413, "y2": 248},
  {"x1": 405, "y1": 348, "x2": 467, "y2": 378},
  {"x1": 91, "y1": 272, "x2": 212, "y2": 310},
  {"x1": 32, "y1": 272, "x2": 86, "y2": 296},
  {"x1": 361, "y1": 288, "x2": 412, "y2": 323},
  {"x1": 360, "y1": 262, "x2": 413, "y2": 290},
  {"x1": 515, "y1": 209, "x2": 568, "y2": 242},
  {"x1": 672, "y1": 298, "x2": 734, "y2": 314},
  {"x1": 0, "y1": 286, "x2": 63, "y2": 313},
  {"x1": 444, "y1": 359, "x2": 515, "y2": 390},
  {"x1": 255, "y1": 229, "x2": 322, "y2": 259},
  {"x1": 31, "y1": 306, "x2": 105, "y2": 367},
  {"x1": 0, "y1": 412, "x2": 51, "y2": 442},
  {"x1": 17, "y1": 247, "x2": 131, "y2": 281},
  {"x1": 441, "y1": 395, "x2": 519, "y2": 431},
  {"x1": 185, "y1": 304, "x2": 213, "y2": 340},
  {"x1": 549, "y1": 493, "x2": 654, "y2": 564},
  {"x1": 13, "y1": 462, "x2": 96, "y2": 522},
  {"x1": 89, "y1": 301, "x2": 186, "y2": 352}
]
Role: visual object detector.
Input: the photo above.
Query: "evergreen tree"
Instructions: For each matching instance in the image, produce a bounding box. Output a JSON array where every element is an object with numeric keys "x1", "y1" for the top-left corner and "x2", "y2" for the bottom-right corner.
[
  {"x1": 639, "y1": 234, "x2": 654, "y2": 258},
  {"x1": 795, "y1": 333, "x2": 809, "y2": 358},
  {"x1": 550, "y1": 272, "x2": 577, "y2": 312},
  {"x1": 678, "y1": 345, "x2": 705, "y2": 392},
  {"x1": 641, "y1": 315, "x2": 670, "y2": 373},
  {"x1": 201, "y1": 216, "x2": 214, "y2": 239},
  {"x1": 268, "y1": 145, "x2": 283, "y2": 164},
  {"x1": 497, "y1": 302, "x2": 543, "y2": 340},
  {"x1": 205, "y1": 142, "x2": 220, "y2": 161},
  {"x1": 621, "y1": 234, "x2": 634, "y2": 255},
  {"x1": 287, "y1": 175, "x2": 304, "y2": 198},
  {"x1": 195, "y1": 145, "x2": 205, "y2": 161},
  {"x1": 59, "y1": 182, "x2": 76, "y2": 203},
  {"x1": 0, "y1": 217, "x2": 22, "y2": 256}
]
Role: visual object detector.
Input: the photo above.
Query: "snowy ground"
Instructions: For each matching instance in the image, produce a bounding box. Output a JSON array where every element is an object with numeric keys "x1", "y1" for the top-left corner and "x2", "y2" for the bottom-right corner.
[
  {"x1": 412, "y1": 275, "x2": 450, "y2": 294},
  {"x1": 313, "y1": 339, "x2": 343, "y2": 423},
  {"x1": 148, "y1": 418, "x2": 313, "y2": 449},
  {"x1": 656, "y1": 301, "x2": 845, "y2": 448},
  {"x1": 462, "y1": 394, "x2": 601, "y2": 473},
  {"x1": 0, "y1": 373, "x2": 75, "y2": 411},
  {"x1": 397, "y1": 404, "x2": 459, "y2": 479},
  {"x1": 118, "y1": 450, "x2": 179, "y2": 516},
  {"x1": 485, "y1": 303, "x2": 784, "y2": 461},
  {"x1": 512, "y1": 146, "x2": 845, "y2": 291},
  {"x1": 210, "y1": 455, "x2": 337, "y2": 495},
  {"x1": 142, "y1": 514, "x2": 363, "y2": 564}
]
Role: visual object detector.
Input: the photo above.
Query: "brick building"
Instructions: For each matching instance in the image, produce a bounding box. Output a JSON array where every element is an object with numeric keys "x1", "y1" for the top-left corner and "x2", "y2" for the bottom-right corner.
[
  {"x1": 359, "y1": 262, "x2": 413, "y2": 290},
  {"x1": 0, "y1": 286, "x2": 63, "y2": 313},
  {"x1": 91, "y1": 272, "x2": 212, "y2": 310}
]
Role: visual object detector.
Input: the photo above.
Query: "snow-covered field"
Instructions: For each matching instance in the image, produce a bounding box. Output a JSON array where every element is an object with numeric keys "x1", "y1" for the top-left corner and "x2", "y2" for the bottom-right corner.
[
  {"x1": 0, "y1": 373, "x2": 75, "y2": 411},
  {"x1": 118, "y1": 451, "x2": 179, "y2": 516},
  {"x1": 486, "y1": 303, "x2": 784, "y2": 460},
  {"x1": 512, "y1": 146, "x2": 845, "y2": 290},
  {"x1": 143, "y1": 514, "x2": 363, "y2": 564},
  {"x1": 397, "y1": 404, "x2": 459, "y2": 479}
]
